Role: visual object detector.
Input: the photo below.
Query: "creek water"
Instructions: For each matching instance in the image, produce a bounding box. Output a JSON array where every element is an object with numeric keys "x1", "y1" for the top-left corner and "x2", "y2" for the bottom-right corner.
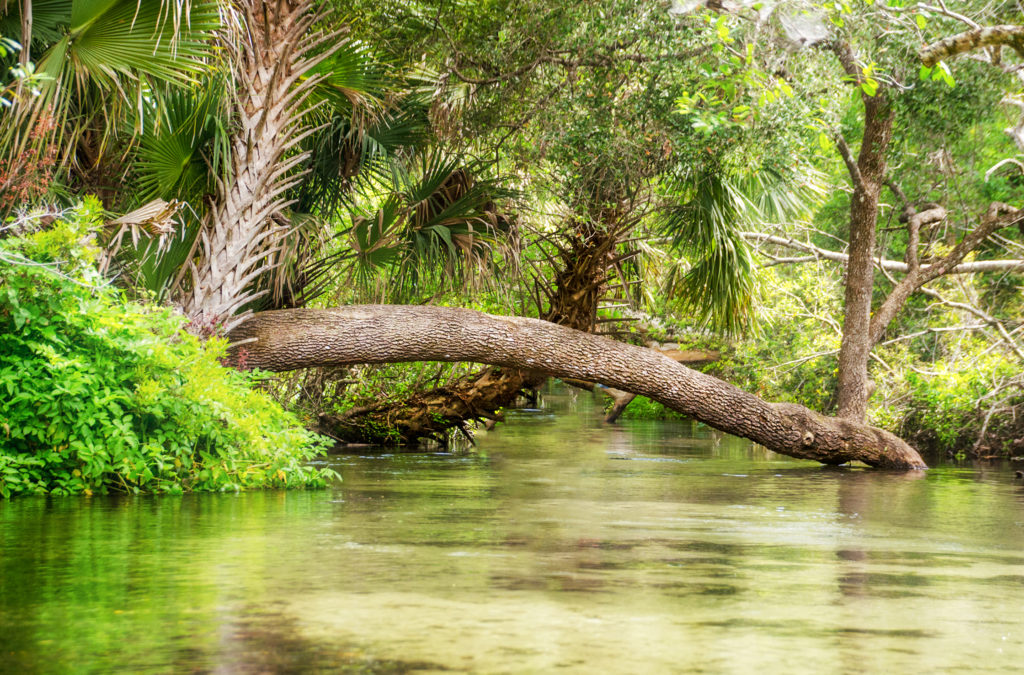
[{"x1": 2, "y1": 387, "x2": 1023, "y2": 674}]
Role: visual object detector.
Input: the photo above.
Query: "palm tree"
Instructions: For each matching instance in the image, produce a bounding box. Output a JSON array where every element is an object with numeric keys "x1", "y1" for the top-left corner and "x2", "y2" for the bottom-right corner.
[
  {"x1": 176, "y1": 1, "x2": 350, "y2": 333},
  {"x1": 0, "y1": 1, "x2": 398, "y2": 332},
  {"x1": 0, "y1": 0, "x2": 221, "y2": 210},
  {"x1": 659, "y1": 163, "x2": 824, "y2": 335}
]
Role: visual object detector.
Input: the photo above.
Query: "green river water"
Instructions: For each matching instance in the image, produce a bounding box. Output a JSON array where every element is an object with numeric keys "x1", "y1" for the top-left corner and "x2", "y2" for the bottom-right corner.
[{"x1": 2, "y1": 387, "x2": 1024, "y2": 673}]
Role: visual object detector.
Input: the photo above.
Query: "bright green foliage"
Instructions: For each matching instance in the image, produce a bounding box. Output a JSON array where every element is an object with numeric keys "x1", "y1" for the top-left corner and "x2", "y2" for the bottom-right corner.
[
  {"x1": 615, "y1": 395, "x2": 687, "y2": 421},
  {"x1": 868, "y1": 311, "x2": 1024, "y2": 456},
  {"x1": 721, "y1": 266, "x2": 842, "y2": 410},
  {"x1": 0, "y1": 201, "x2": 336, "y2": 498},
  {"x1": 333, "y1": 150, "x2": 515, "y2": 304},
  {"x1": 0, "y1": 1, "x2": 222, "y2": 166},
  {"x1": 660, "y1": 166, "x2": 823, "y2": 335}
]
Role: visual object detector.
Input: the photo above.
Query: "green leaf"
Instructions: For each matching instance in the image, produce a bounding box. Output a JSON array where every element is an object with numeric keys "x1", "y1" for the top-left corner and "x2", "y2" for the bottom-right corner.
[{"x1": 934, "y1": 61, "x2": 955, "y2": 88}]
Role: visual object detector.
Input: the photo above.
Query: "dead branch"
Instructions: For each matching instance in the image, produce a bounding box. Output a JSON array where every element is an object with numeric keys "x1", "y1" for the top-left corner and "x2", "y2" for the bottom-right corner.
[{"x1": 742, "y1": 223, "x2": 1024, "y2": 275}]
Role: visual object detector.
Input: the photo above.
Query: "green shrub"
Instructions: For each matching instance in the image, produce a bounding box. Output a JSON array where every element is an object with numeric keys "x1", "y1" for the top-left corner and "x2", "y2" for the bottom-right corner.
[
  {"x1": 871, "y1": 345, "x2": 1023, "y2": 456},
  {"x1": 615, "y1": 395, "x2": 687, "y2": 421},
  {"x1": 0, "y1": 200, "x2": 336, "y2": 497}
]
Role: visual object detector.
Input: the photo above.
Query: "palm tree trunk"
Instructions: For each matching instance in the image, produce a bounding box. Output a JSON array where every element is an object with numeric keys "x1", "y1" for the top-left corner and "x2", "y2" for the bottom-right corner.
[
  {"x1": 181, "y1": 1, "x2": 344, "y2": 334},
  {"x1": 19, "y1": 0, "x2": 31, "y2": 66}
]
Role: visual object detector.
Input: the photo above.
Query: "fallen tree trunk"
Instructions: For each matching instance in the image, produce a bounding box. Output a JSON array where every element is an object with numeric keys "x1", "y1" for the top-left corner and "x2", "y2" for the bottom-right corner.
[
  {"x1": 316, "y1": 366, "x2": 544, "y2": 445},
  {"x1": 318, "y1": 225, "x2": 621, "y2": 444},
  {"x1": 228, "y1": 305, "x2": 927, "y2": 469},
  {"x1": 602, "y1": 348, "x2": 719, "y2": 423}
]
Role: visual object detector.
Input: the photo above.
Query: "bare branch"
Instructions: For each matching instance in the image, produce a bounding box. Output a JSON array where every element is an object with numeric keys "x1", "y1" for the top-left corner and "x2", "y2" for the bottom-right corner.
[
  {"x1": 879, "y1": 2, "x2": 980, "y2": 30},
  {"x1": 743, "y1": 229, "x2": 1024, "y2": 275},
  {"x1": 985, "y1": 157, "x2": 1024, "y2": 181},
  {"x1": 921, "y1": 287, "x2": 1024, "y2": 361},
  {"x1": 920, "y1": 25, "x2": 1024, "y2": 67}
]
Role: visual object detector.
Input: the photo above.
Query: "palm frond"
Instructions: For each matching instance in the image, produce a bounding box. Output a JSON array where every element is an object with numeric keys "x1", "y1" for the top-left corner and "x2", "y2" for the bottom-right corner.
[
  {"x1": 104, "y1": 75, "x2": 231, "y2": 297},
  {"x1": 334, "y1": 150, "x2": 517, "y2": 302},
  {"x1": 0, "y1": 0, "x2": 71, "y2": 47},
  {"x1": 65, "y1": 0, "x2": 217, "y2": 86},
  {"x1": 134, "y1": 79, "x2": 229, "y2": 203},
  {"x1": 306, "y1": 39, "x2": 387, "y2": 112},
  {"x1": 293, "y1": 99, "x2": 431, "y2": 215},
  {"x1": 660, "y1": 164, "x2": 819, "y2": 335},
  {"x1": 1, "y1": 0, "x2": 221, "y2": 184}
]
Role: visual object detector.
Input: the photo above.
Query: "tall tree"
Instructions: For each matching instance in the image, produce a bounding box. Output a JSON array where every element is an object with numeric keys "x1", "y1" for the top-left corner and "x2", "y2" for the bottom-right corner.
[
  {"x1": 824, "y1": 10, "x2": 1023, "y2": 422},
  {"x1": 179, "y1": 1, "x2": 346, "y2": 333}
]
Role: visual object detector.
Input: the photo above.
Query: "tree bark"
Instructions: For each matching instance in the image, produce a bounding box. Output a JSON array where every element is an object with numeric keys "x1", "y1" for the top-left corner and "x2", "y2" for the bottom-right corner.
[
  {"x1": 19, "y1": 0, "x2": 31, "y2": 66},
  {"x1": 835, "y1": 94, "x2": 894, "y2": 422},
  {"x1": 179, "y1": 2, "x2": 344, "y2": 334},
  {"x1": 602, "y1": 347, "x2": 719, "y2": 423},
  {"x1": 228, "y1": 305, "x2": 928, "y2": 470},
  {"x1": 322, "y1": 225, "x2": 621, "y2": 444},
  {"x1": 920, "y1": 25, "x2": 1024, "y2": 67}
]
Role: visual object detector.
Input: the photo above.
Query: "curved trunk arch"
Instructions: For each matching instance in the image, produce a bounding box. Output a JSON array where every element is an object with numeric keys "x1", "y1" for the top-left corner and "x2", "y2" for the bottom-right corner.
[{"x1": 228, "y1": 305, "x2": 927, "y2": 470}]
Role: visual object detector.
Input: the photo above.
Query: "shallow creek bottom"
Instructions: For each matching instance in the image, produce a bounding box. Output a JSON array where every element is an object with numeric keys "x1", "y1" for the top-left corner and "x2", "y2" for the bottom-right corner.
[{"x1": 1, "y1": 387, "x2": 1023, "y2": 673}]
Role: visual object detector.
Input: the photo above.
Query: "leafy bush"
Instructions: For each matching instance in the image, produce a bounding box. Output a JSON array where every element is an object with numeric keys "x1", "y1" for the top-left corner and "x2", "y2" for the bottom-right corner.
[
  {"x1": 0, "y1": 200, "x2": 336, "y2": 497},
  {"x1": 615, "y1": 395, "x2": 687, "y2": 421},
  {"x1": 871, "y1": 342, "x2": 1024, "y2": 456}
]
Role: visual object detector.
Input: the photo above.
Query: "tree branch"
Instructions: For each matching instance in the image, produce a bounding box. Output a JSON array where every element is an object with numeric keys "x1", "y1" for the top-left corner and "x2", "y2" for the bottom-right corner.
[
  {"x1": 880, "y1": 2, "x2": 980, "y2": 30},
  {"x1": 920, "y1": 25, "x2": 1024, "y2": 67},
  {"x1": 829, "y1": 40, "x2": 863, "y2": 82},
  {"x1": 834, "y1": 132, "x2": 863, "y2": 189},
  {"x1": 868, "y1": 203, "x2": 1019, "y2": 345},
  {"x1": 905, "y1": 206, "x2": 946, "y2": 272},
  {"x1": 921, "y1": 287, "x2": 1024, "y2": 361},
  {"x1": 743, "y1": 226, "x2": 1024, "y2": 275}
]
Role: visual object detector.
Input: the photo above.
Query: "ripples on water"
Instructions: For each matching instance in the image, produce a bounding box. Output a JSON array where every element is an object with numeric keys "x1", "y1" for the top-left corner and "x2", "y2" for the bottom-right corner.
[{"x1": 1, "y1": 387, "x2": 1023, "y2": 673}]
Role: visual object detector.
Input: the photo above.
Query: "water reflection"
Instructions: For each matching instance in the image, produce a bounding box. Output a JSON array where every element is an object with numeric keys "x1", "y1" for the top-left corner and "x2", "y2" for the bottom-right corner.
[{"x1": 1, "y1": 387, "x2": 1022, "y2": 673}]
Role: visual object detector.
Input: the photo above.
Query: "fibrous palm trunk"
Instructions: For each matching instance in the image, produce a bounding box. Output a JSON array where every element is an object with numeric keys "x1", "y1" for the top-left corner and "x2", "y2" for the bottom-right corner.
[{"x1": 181, "y1": 1, "x2": 344, "y2": 334}]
